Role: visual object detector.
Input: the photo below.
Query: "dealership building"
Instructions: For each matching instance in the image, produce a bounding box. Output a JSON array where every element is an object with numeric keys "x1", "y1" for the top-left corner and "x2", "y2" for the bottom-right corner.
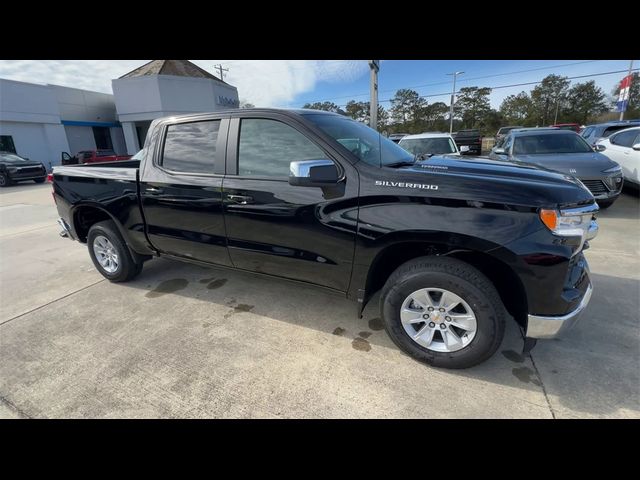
[{"x1": 0, "y1": 60, "x2": 239, "y2": 169}]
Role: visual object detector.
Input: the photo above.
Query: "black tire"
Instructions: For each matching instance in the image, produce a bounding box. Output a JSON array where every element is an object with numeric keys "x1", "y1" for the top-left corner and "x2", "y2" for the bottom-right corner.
[
  {"x1": 87, "y1": 220, "x2": 143, "y2": 282},
  {"x1": 597, "y1": 198, "x2": 616, "y2": 209},
  {"x1": 34, "y1": 177, "x2": 46, "y2": 183},
  {"x1": 380, "y1": 256, "x2": 506, "y2": 369},
  {"x1": 0, "y1": 173, "x2": 12, "y2": 187}
]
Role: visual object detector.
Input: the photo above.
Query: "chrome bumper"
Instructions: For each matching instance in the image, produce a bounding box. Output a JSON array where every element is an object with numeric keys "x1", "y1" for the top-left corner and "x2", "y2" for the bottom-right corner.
[{"x1": 526, "y1": 283, "x2": 593, "y2": 339}]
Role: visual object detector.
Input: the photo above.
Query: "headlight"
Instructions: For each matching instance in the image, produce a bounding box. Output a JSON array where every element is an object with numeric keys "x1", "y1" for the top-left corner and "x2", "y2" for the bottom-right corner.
[
  {"x1": 539, "y1": 204, "x2": 599, "y2": 246},
  {"x1": 7, "y1": 167, "x2": 18, "y2": 173},
  {"x1": 602, "y1": 165, "x2": 622, "y2": 174}
]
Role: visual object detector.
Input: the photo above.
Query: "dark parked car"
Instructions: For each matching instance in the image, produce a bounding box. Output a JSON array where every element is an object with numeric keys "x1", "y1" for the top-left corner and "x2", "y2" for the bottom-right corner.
[
  {"x1": 490, "y1": 129, "x2": 623, "y2": 208},
  {"x1": 580, "y1": 120, "x2": 640, "y2": 147},
  {"x1": 52, "y1": 109, "x2": 599, "y2": 369},
  {"x1": 452, "y1": 129, "x2": 482, "y2": 155},
  {"x1": 0, "y1": 151, "x2": 47, "y2": 187}
]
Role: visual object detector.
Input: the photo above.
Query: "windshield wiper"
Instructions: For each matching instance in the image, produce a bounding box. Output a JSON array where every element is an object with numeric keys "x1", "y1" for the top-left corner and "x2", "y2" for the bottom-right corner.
[{"x1": 386, "y1": 159, "x2": 416, "y2": 168}]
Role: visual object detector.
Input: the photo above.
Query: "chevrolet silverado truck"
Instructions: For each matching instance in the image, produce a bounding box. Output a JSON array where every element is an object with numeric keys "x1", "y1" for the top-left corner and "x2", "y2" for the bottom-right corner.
[{"x1": 51, "y1": 109, "x2": 599, "y2": 369}]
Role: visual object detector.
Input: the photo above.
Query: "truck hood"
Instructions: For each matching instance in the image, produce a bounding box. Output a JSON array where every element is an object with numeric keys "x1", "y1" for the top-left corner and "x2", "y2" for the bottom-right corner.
[
  {"x1": 388, "y1": 154, "x2": 594, "y2": 208},
  {"x1": 510, "y1": 152, "x2": 618, "y2": 177}
]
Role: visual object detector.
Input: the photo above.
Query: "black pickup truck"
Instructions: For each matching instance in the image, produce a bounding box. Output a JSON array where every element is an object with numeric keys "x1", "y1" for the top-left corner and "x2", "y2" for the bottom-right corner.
[
  {"x1": 453, "y1": 129, "x2": 483, "y2": 155},
  {"x1": 52, "y1": 109, "x2": 598, "y2": 369}
]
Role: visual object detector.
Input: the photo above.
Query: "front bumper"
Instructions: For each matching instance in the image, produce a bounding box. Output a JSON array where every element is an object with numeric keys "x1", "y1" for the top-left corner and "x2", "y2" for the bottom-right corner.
[{"x1": 526, "y1": 283, "x2": 593, "y2": 338}]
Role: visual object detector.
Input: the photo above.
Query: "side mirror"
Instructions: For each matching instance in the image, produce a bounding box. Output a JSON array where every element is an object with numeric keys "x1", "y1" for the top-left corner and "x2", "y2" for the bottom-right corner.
[
  {"x1": 593, "y1": 144, "x2": 606, "y2": 152},
  {"x1": 633, "y1": 143, "x2": 640, "y2": 151},
  {"x1": 459, "y1": 145, "x2": 470, "y2": 153},
  {"x1": 289, "y1": 159, "x2": 339, "y2": 187},
  {"x1": 493, "y1": 147, "x2": 507, "y2": 155}
]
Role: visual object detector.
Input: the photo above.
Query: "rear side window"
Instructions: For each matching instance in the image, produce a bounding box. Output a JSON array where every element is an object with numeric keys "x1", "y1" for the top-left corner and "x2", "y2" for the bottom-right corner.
[
  {"x1": 161, "y1": 120, "x2": 220, "y2": 174},
  {"x1": 237, "y1": 118, "x2": 325, "y2": 177},
  {"x1": 610, "y1": 129, "x2": 640, "y2": 148}
]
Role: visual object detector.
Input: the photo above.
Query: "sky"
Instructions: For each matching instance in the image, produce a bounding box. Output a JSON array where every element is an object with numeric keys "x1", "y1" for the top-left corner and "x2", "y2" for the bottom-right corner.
[{"x1": 0, "y1": 59, "x2": 637, "y2": 111}]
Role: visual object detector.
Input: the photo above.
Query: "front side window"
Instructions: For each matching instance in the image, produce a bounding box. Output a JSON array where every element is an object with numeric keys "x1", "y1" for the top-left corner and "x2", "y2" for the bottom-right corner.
[
  {"x1": 502, "y1": 135, "x2": 513, "y2": 152},
  {"x1": 238, "y1": 118, "x2": 326, "y2": 177},
  {"x1": 399, "y1": 137, "x2": 457, "y2": 155},
  {"x1": 610, "y1": 129, "x2": 640, "y2": 148},
  {"x1": 305, "y1": 114, "x2": 414, "y2": 167},
  {"x1": 0, "y1": 135, "x2": 16, "y2": 154},
  {"x1": 513, "y1": 133, "x2": 592, "y2": 155},
  {"x1": 161, "y1": 120, "x2": 220, "y2": 174}
]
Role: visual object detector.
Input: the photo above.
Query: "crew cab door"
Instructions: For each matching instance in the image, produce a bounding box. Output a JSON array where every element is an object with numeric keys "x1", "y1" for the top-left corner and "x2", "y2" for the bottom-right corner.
[
  {"x1": 221, "y1": 112, "x2": 359, "y2": 291},
  {"x1": 139, "y1": 116, "x2": 232, "y2": 266}
]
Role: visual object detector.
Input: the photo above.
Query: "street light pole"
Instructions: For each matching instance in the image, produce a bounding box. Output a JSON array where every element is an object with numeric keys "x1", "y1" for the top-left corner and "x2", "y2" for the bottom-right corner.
[
  {"x1": 447, "y1": 71, "x2": 464, "y2": 134},
  {"x1": 369, "y1": 60, "x2": 380, "y2": 130}
]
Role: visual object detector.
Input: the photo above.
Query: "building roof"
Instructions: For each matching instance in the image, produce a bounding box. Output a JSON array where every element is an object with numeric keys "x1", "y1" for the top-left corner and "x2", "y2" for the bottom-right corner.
[{"x1": 119, "y1": 60, "x2": 227, "y2": 83}]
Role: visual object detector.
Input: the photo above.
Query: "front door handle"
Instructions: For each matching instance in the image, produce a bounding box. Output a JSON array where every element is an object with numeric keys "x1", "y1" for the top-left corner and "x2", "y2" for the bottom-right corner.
[
  {"x1": 227, "y1": 194, "x2": 253, "y2": 205},
  {"x1": 145, "y1": 186, "x2": 163, "y2": 194}
]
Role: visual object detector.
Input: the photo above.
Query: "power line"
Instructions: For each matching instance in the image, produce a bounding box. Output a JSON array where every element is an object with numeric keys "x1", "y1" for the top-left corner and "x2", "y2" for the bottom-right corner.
[
  {"x1": 309, "y1": 68, "x2": 640, "y2": 108},
  {"x1": 297, "y1": 60, "x2": 604, "y2": 104}
]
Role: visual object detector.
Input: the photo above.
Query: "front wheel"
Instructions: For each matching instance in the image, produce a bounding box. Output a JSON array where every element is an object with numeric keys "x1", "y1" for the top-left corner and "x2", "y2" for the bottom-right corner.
[
  {"x1": 380, "y1": 256, "x2": 506, "y2": 369},
  {"x1": 0, "y1": 173, "x2": 12, "y2": 187},
  {"x1": 87, "y1": 220, "x2": 143, "y2": 282}
]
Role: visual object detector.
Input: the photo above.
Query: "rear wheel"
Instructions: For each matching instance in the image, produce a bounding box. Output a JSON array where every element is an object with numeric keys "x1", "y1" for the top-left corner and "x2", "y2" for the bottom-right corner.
[
  {"x1": 380, "y1": 256, "x2": 506, "y2": 369},
  {"x1": 87, "y1": 220, "x2": 143, "y2": 282}
]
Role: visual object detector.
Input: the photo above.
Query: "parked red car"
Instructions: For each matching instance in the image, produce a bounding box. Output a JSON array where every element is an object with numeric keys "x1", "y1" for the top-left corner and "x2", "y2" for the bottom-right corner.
[
  {"x1": 550, "y1": 123, "x2": 581, "y2": 133},
  {"x1": 61, "y1": 149, "x2": 131, "y2": 165}
]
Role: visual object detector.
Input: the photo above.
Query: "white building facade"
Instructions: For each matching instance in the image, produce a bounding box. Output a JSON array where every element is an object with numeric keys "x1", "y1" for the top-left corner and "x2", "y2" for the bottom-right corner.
[
  {"x1": 0, "y1": 60, "x2": 239, "y2": 167},
  {"x1": 112, "y1": 60, "x2": 239, "y2": 154}
]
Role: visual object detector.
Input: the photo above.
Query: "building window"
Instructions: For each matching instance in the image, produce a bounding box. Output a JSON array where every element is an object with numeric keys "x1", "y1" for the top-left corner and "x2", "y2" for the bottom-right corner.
[
  {"x1": 92, "y1": 127, "x2": 113, "y2": 150},
  {"x1": 0, "y1": 135, "x2": 16, "y2": 154}
]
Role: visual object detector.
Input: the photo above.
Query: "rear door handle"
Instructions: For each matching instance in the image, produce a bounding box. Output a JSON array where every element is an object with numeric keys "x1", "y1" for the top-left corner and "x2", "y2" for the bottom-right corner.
[
  {"x1": 227, "y1": 194, "x2": 253, "y2": 205},
  {"x1": 145, "y1": 186, "x2": 163, "y2": 193}
]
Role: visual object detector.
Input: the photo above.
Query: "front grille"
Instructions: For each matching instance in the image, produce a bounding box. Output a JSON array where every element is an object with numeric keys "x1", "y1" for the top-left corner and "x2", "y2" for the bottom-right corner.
[
  {"x1": 582, "y1": 179, "x2": 608, "y2": 196},
  {"x1": 17, "y1": 167, "x2": 43, "y2": 174}
]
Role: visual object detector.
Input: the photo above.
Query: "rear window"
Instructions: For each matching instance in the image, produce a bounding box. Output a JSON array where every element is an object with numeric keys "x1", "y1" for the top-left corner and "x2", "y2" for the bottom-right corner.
[
  {"x1": 513, "y1": 133, "x2": 592, "y2": 155},
  {"x1": 161, "y1": 120, "x2": 221, "y2": 174},
  {"x1": 603, "y1": 125, "x2": 634, "y2": 137}
]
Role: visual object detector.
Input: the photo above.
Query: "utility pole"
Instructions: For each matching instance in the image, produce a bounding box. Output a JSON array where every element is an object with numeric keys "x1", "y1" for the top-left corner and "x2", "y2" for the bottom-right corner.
[
  {"x1": 619, "y1": 60, "x2": 634, "y2": 121},
  {"x1": 369, "y1": 60, "x2": 380, "y2": 130},
  {"x1": 554, "y1": 86, "x2": 562, "y2": 124},
  {"x1": 214, "y1": 64, "x2": 229, "y2": 81},
  {"x1": 447, "y1": 71, "x2": 464, "y2": 134}
]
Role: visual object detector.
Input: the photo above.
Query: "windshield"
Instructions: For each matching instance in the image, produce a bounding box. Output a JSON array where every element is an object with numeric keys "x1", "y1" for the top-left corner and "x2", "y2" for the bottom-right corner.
[
  {"x1": 0, "y1": 153, "x2": 29, "y2": 163},
  {"x1": 399, "y1": 137, "x2": 457, "y2": 155},
  {"x1": 305, "y1": 114, "x2": 414, "y2": 167},
  {"x1": 513, "y1": 133, "x2": 593, "y2": 155}
]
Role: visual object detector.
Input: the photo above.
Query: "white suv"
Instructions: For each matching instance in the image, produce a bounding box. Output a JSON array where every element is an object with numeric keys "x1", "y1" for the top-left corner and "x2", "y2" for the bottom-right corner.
[
  {"x1": 398, "y1": 133, "x2": 462, "y2": 157},
  {"x1": 596, "y1": 127, "x2": 640, "y2": 188}
]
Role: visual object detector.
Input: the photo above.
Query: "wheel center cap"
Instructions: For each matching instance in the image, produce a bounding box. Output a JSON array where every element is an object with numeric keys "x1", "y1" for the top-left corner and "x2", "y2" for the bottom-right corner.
[{"x1": 432, "y1": 311, "x2": 443, "y2": 323}]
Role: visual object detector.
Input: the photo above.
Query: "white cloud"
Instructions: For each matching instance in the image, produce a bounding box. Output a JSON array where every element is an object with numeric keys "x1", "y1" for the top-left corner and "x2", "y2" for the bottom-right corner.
[{"x1": 0, "y1": 59, "x2": 369, "y2": 107}]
